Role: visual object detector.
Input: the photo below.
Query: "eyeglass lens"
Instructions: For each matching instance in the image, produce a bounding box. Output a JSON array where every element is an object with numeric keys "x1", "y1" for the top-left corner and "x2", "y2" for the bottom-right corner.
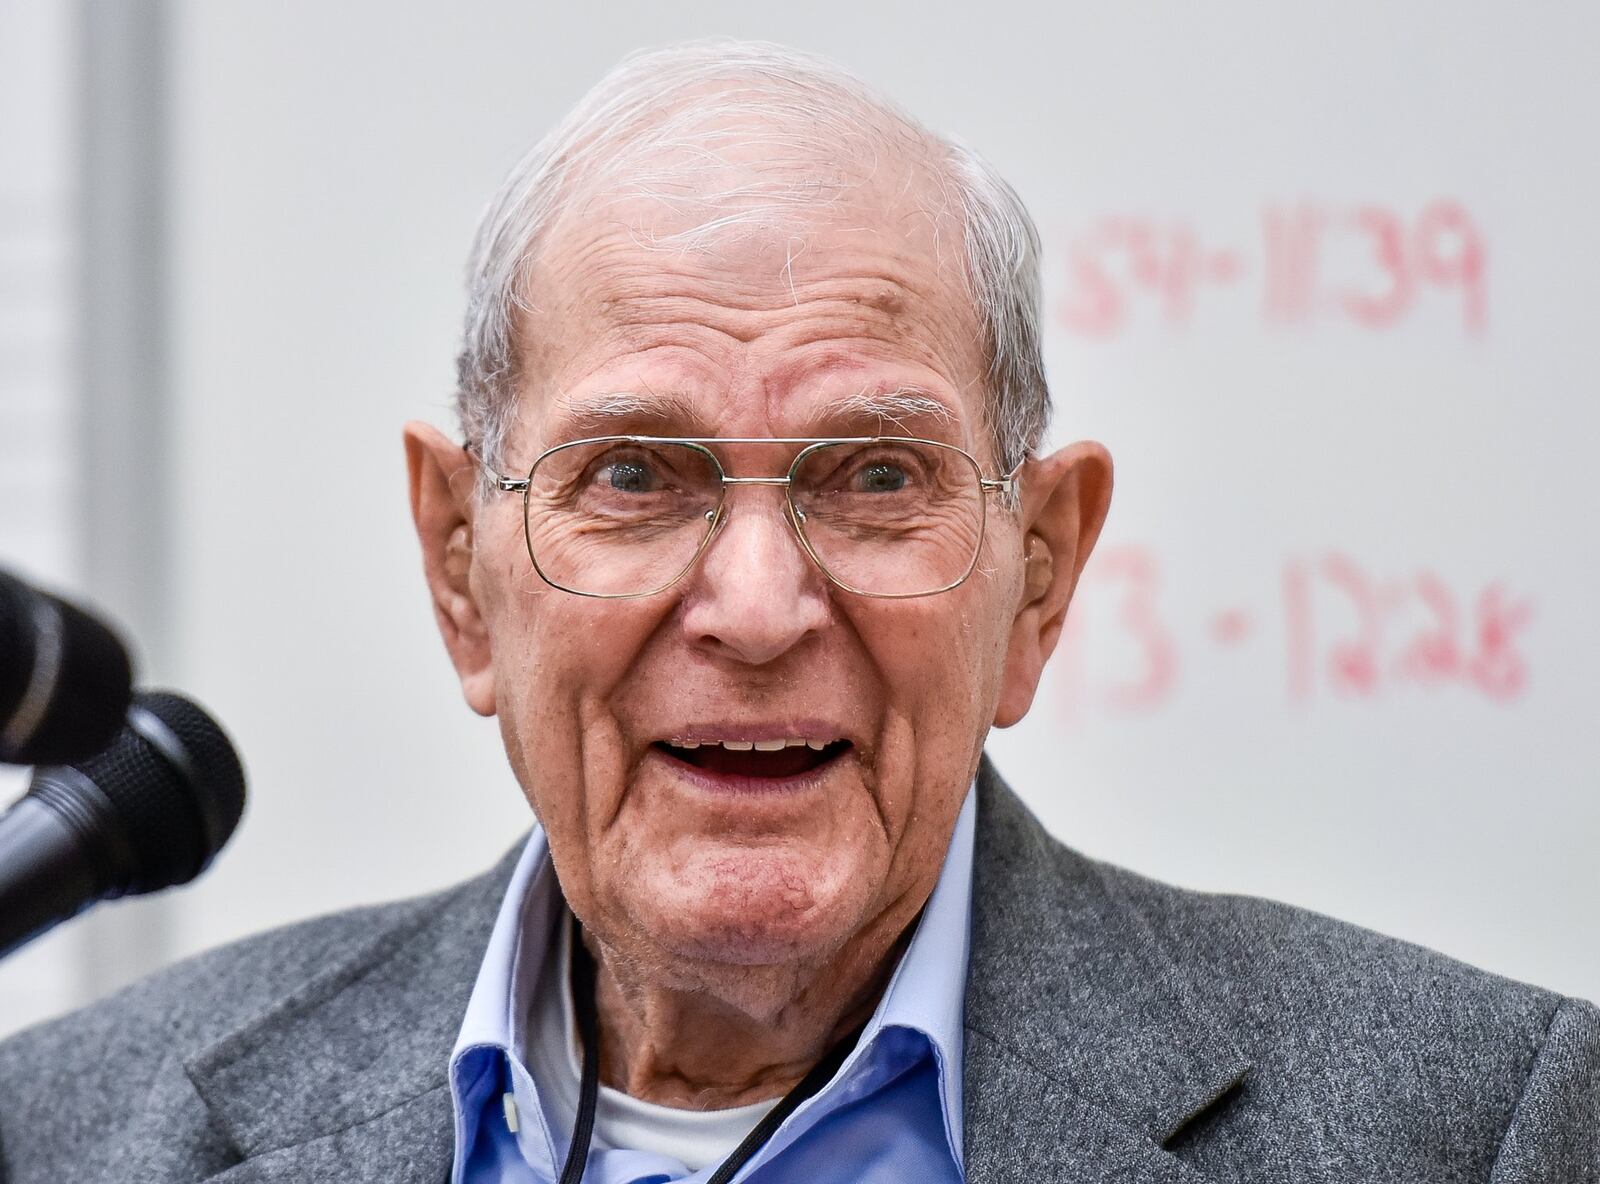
[{"x1": 523, "y1": 440, "x2": 985, "y2": 597}]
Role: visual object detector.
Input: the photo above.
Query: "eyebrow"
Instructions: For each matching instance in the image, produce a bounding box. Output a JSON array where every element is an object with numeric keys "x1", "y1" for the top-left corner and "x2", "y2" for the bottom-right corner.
[
  {"x1": 543, "y1": 390, "x2": 709, "y2": 440},
  {"x1": 803, "y1": 386, "x2": 960, "y2": 437},
  {"x1": 543, "y1": 384, "x2": 963, "y2": 442}
]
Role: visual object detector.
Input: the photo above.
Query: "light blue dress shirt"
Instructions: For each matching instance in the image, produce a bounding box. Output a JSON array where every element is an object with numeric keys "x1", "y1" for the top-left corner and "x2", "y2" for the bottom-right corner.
[{"x1": 448, "y1": 787, "x2": 976, "y2": 1184}]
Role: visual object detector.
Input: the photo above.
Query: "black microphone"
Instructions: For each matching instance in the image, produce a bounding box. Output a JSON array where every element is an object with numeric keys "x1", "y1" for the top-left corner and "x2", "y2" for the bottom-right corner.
[
  {"x1": 0, "y1": 689, "x2": 246, "y2": 958},
  {"x1": 0, "y1": 570, "x2": 134, "y2": 766}
]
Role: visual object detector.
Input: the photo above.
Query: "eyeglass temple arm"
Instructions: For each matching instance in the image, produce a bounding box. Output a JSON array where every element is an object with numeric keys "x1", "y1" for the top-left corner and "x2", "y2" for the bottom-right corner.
[
  {"x1": 462, "y1": 441, "x2": 531, "y2": 493},
  {"x1": 980, "y1": 457, "x2": 1027, "y2": 498}
]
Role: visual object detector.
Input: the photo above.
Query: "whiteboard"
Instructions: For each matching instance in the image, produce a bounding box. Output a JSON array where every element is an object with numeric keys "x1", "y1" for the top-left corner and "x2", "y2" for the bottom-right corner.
[{"x1": 28, "y1": 0, "x2": 1583, "y2": 1028}]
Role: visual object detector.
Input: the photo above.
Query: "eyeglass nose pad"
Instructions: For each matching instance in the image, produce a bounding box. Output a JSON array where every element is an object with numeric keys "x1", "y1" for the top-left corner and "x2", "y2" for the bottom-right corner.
[
  {"x1": 695, "y1": 491, "x2": 809, "y2": 572},
  {"x1": 702, "y1": 502, "x2": 728, "y2": 545}
]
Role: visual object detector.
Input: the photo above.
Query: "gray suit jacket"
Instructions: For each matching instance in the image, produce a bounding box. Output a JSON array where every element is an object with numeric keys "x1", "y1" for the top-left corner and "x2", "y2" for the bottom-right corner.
[{"x1": 2, "y1": 760, "x2": 1596, "y2": 1182}]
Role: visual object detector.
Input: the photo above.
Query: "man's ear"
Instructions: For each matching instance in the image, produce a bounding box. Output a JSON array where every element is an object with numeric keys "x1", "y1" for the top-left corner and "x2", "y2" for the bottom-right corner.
[
  {"x1": 993, "y1": 440, "x2": 1113, "y2": 727},
  {"x1": 404, "y1": 422, "x2": 496, "y2": 717}
]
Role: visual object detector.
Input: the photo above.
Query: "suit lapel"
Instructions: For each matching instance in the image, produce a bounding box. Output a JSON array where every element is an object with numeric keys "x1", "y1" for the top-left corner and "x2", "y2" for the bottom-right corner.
[
  {"x1": 183, "y1": 844, "x2": 522, "y2": 1182},
  {"x1": 187, "y1": 1088, "x2": 455, "y2": 1183},
  {"x1": 964, "y1": 1031, "x2": 1225, "y2": 1183},
  {"x1": 963, "y1": 758, "x2": 1250, "y2": 1182}
]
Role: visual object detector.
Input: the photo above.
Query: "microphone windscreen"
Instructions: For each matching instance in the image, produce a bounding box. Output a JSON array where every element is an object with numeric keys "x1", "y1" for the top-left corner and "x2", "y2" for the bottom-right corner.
[{"x1": 68, "y1": 689, "x2": 246, "y2": 892}]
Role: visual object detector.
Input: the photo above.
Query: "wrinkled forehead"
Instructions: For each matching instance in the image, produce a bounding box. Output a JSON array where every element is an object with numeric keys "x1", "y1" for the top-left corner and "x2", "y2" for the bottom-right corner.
[{"x1": 511, "y1": 126, "x2": 986, "y2": 448}]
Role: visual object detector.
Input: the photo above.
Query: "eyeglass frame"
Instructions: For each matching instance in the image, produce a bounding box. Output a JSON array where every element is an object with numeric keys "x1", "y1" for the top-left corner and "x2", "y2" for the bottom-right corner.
[{"x1": 474, "y1": 435, "x2": 1026, "y2": 601}]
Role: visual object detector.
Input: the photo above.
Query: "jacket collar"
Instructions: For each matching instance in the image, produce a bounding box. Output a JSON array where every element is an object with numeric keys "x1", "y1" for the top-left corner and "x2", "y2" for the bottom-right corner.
[
  {"x1": 962, "y1": 757, "x2": 1251, "y2": 1181},
  {"x1": 183, "y1": 843, "x2": 523, "y2": 1181}
]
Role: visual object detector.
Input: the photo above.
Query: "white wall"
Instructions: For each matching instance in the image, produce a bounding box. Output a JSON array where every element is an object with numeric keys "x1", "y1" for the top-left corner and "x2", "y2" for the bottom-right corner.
[
  {"x1": 0, "y1": 0, "x2": 90, "y2": 1033},
  {"x1": 7, "y1": 1, "x2": 1597, "y2": 1034}
]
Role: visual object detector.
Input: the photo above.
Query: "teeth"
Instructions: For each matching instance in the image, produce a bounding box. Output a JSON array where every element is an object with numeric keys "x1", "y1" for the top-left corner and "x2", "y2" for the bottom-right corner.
[{"x1": 666, "y1": 737, "x2": 841, "y2": 751}]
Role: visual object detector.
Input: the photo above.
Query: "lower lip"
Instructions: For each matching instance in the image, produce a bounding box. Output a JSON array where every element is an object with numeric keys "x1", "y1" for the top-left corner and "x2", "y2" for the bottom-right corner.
[{"x1": 646, "y1": 743, "x2": 851, "y2": 795}]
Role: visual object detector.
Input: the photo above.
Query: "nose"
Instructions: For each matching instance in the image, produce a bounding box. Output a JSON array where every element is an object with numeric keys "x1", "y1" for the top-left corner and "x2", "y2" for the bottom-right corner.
[{"x1": 678, "y1": 490, "x2": 832, "y2": 666}]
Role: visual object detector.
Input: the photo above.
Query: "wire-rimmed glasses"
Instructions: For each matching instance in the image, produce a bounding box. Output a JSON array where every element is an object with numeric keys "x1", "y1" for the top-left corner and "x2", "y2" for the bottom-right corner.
[{"x1": 477, "y1": 436, "x2": 1023, "y2": 599}]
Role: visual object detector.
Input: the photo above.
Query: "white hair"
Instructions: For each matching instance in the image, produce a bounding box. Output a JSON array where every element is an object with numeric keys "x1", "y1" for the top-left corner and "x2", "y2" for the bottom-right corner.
[{"x1": 455, "y1": 39, "x2": 1050, "y2": 489}]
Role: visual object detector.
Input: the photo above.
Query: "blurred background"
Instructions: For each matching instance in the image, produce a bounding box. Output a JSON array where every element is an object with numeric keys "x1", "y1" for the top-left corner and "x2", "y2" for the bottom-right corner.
[{"x1": 3, "y1": 0, "x2": 1597, "y2": 1037}]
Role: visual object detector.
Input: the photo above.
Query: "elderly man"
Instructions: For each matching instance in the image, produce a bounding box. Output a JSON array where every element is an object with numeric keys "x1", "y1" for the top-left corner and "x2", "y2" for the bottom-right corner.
[{"x1": 2, "y1": 39, "x2": 1596, "y2": 1184}]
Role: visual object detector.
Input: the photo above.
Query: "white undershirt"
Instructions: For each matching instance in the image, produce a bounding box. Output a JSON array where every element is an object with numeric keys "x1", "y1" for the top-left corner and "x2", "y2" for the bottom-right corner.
[{"x1": 525, "y1": 913, "x2": 778, "y2": 1173}]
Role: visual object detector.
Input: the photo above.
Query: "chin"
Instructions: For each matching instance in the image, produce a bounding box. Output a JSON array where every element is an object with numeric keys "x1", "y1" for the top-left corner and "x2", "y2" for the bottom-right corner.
[{"x1": 630, "y1": 844, "x2": 875, "y2": 968}]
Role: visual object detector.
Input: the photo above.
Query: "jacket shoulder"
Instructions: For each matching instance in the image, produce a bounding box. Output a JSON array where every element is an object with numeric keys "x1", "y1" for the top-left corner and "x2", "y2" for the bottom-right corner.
[
  {"x1": 1096, "y1": 852, "x2": 1598, "y2": 1173},
  {"x1": 1101, "y1": 854, "x2": 1570, "y2": 1047},
  {"x1": 0, "y1": 872, "x2": 484, "y2": 1181},
  {"x1": 970, "y1": 765, "x2": 1598, "y2": 1178},
  {"x1": 979, "y1": 762, "x2": 1577, "y2": 1061},
  {"x1": 3, "y1": 883, "x2": 455, "y2": 1064}
]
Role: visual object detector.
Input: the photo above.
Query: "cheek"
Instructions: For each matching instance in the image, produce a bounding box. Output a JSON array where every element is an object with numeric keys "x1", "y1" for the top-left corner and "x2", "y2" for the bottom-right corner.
[
  {"x1": 845, "y1": 590, "x2": 1011, "y2": 841},
  {"x1": 482, "y1": 584, "x2": 662, "y2": 864},
  {"x1": 863, "y1": 591, "x2": 1010, "y2": 734}
]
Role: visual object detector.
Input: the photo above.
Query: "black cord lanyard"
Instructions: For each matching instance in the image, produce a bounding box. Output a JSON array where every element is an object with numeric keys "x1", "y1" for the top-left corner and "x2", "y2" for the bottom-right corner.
[{"x1": 558, "y1": 918, "x2": 865, "y2": 1184}]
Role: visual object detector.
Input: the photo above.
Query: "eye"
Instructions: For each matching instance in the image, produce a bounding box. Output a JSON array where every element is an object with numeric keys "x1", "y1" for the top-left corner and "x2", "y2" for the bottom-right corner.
[
  {"x1": 853, "y1": 461, "x2": 909, "y2": 494},
  {"x1": 599, "y1": 456, "x2": 659, "y2": 494}
]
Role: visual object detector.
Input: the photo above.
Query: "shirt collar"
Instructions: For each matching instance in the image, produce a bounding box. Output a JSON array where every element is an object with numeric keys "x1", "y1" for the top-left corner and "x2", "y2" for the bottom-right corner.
[
  {"x1": 867, "y1": 784, "x2": 975, "y2": 1157},
  {"x1": 452, "y1": 825, "x2": 557, "y2": 1063}
]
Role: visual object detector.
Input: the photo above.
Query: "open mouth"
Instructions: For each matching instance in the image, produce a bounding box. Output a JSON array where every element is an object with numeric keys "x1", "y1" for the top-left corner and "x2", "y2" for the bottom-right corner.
[{"x1": 653, "y1": 738, "x2": 852, "y2": 781}]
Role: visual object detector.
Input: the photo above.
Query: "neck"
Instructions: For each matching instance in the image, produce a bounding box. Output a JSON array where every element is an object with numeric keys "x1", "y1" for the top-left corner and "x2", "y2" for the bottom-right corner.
[{"x1": 582, "y1": 913, "x2": 912, "y2": 1109}]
